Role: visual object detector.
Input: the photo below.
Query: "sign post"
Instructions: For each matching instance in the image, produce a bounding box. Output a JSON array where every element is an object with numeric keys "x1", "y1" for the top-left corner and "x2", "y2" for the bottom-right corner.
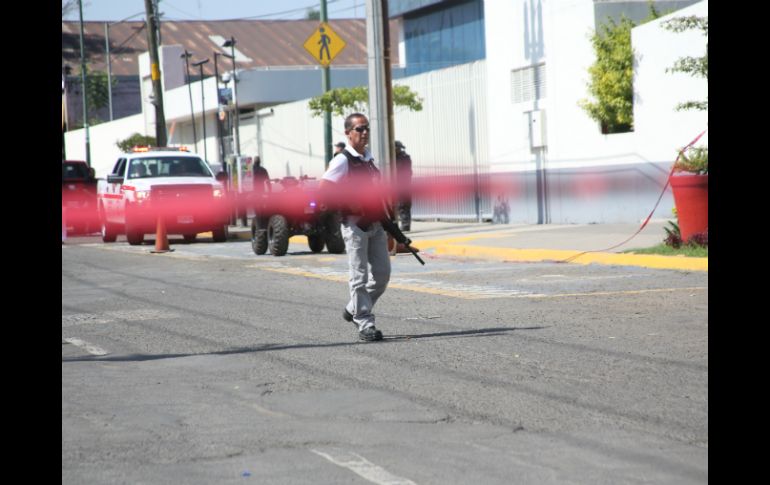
[{"x1": 304, "y1": 20, "x2": 347, "y2": 168}]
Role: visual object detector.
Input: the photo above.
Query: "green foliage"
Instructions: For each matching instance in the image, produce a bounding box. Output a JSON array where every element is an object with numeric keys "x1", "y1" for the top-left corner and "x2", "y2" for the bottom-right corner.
[
  {"x1": 309, "y1": 85, "x2": 423, "y2": 118},
  {"x1": 662, "y1": 15, "x2": 708, "y2": 112},
  {"x1": 579, "y1": 5, "x2": 663, "y2": 134},
  {"x1": 578, "y1": 16, "x2": 636, "y2": 133},
  {"x1": 674, "y1": 145, "x2": 708, "y2": 174},
  {"x1": 71, "y1": 65, "x2": 118, "y2": 125},
  {"x1": 663, "y1": 220, "x2": 682, "y2": 248},
  {"x1": 116, "y1": 133, "x2": 157, "y2": 153},
  {"x1": 625, "y1": 242, "x2": 708, "y2": 257},
  {"x1": 306, "y1": 8, "x2": 320, "y2": 20}
]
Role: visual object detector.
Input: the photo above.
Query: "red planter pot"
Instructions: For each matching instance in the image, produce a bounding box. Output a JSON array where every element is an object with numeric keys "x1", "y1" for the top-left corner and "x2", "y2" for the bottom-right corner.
[{"x1": 670, "y1": 173, "x2": 708, "y2": 242}]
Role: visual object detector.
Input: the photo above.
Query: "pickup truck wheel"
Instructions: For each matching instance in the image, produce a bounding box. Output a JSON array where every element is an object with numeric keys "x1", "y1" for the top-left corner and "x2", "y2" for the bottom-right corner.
[
  {"x1": 308, "y1": 234, "x2": 325, "y2": 253},
  {"x1": 100, "y1": 205, "x2": 118, "y2": 243},
  {"x1": 323, "y1": 213, "x2": 346, "y2": 254},
  {"x1": 267, "y1": 215, "x2": 289, "y2": 256},
  {"x1": 126, "y1": 231, "x2": 144, "y2": 246},
  {"x1": 251, "y1": 217, "x2": 268, "y2": 255},
  {"x1": 212, "y1": 225, "x2": 228, "y2": 242}
]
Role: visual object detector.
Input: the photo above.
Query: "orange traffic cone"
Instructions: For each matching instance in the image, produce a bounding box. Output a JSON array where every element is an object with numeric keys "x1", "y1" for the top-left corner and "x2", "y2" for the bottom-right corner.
[{"x1": 151, "y1": 215, "x2": 174, "y2": 253}]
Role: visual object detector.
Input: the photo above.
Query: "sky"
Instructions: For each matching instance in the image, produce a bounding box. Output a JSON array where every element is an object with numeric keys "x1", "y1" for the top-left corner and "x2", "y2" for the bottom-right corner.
[{"x1": 63, "y1": 0, "x2": 367, "y2": 22}]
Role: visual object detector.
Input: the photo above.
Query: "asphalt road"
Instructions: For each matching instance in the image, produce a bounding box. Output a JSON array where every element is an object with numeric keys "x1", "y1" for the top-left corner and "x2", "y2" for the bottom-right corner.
[{"x1": 62, "y1": 236, "x2": 708, "y2": 484}]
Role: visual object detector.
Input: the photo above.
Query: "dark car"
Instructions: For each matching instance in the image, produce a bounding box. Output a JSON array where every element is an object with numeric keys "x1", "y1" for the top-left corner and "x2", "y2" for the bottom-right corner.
[{"x1": 62, "y1": 160, "x2": 98, "y2": 235}]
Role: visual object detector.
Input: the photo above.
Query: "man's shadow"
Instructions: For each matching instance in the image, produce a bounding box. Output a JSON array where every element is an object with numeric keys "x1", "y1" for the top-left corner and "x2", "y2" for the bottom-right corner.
[
  {"x1": 62, "y1": 326, "x2": 547, "y2": 362},
  {"x1": 383, "y1": 326, "x2": 546, "y2": 342}
]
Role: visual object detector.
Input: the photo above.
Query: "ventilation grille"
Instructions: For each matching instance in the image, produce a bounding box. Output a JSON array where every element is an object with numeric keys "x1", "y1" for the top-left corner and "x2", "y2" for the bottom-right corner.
[{"x1": 511, "y1": 63, "x2": 546, "y2": 104}]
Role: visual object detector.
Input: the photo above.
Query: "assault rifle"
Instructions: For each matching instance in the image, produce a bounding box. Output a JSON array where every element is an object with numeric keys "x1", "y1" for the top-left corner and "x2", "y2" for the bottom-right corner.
[{"x1": 379, "y1": 216, "x2": 425, "y2": 265}]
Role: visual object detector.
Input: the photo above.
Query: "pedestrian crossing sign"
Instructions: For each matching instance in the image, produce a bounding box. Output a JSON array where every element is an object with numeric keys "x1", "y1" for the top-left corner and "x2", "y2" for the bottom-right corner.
[{"x1": 303, "y1": 22, "x2": 346, "y2": 66}]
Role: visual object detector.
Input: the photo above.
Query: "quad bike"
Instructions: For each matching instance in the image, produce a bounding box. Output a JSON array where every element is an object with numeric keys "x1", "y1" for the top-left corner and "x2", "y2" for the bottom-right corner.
[{"x1": 250, "y1": 176, "x2": 346, "y2": 256}]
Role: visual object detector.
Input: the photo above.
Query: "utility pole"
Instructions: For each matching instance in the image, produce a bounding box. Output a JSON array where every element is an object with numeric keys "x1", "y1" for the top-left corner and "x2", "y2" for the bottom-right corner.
[
  {"x1": 144, "y1": 0, "x2": 167, "y2": 146},
  {"x1": 192, "y1": 58, "x2": 210, "y2": 161},
  {"x1": 77, "y1": 0, "x2": 91, "y2": 166},
  {"x1": 320, "y1": 0, "x2": 332, "y2": 168},
  {"x1": 365, "y1": 0, "x2": 395, "y2": 176},
  {"x1": 181, "y1": 50, "x2": 197, "y2": 149},
  {"x1": 104, "y1": 23, "x2": 113, "y2": 121}
]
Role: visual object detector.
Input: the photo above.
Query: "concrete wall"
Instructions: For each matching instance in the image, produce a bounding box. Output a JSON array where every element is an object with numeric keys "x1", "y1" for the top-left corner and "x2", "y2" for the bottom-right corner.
[{"x1": 632, "y1": 0, "x2": 709, "y2": 161}]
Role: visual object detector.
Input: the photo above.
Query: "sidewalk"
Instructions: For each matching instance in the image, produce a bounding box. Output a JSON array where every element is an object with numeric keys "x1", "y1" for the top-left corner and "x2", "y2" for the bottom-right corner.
[{"x1": 225, "y1": 218, "x2": 707, "y2": 272}]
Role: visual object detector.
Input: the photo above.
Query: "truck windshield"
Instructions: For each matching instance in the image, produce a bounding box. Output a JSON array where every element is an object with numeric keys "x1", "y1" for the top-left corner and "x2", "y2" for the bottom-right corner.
[
  {"x1": 62, "y1": 163, "x2": 89, "y2": 180},
  {"x1": 127, "y1": 157, "x2": 212, "y2": 179}
]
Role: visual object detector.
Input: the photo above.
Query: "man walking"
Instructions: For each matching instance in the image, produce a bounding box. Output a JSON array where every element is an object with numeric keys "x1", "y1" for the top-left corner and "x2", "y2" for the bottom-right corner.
[{"x1": 319, "y1": 113, "x2": 390, "y2": 342}]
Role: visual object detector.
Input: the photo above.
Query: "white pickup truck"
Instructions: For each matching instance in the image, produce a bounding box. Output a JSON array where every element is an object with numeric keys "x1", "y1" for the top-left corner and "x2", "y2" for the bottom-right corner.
[{"x1": 97, "y1": 147, "x2": 230, "y2": 245}]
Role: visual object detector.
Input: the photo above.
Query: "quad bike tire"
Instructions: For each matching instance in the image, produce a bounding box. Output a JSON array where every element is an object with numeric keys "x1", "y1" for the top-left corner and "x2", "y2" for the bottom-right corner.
[
  {"x1": 251, "y1": 216, "x2": 268, "y2": 255},
  {"x1": 323, "y1": 212, "x2": 346, "y2": 254},
  {"x1": 267, "y1": 214, "x2": 290, "y2": 256},
  {"x1": 212, "y1": 225, "x2": 229, "y2": 242},
  {"x1": 307, "y1": 234, "x2": 325, "y2": 253}
]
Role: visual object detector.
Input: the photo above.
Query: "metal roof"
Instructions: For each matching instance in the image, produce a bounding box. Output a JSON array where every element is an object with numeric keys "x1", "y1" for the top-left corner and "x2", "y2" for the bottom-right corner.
[{"x1": 62, "y1": 19, "x2": 401, "y2": 77}]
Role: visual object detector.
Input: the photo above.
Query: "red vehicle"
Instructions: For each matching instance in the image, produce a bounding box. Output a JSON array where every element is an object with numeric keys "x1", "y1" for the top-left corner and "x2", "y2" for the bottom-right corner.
[{"x1": 62, "y1": 160, "x2": 98, "y2": 235}]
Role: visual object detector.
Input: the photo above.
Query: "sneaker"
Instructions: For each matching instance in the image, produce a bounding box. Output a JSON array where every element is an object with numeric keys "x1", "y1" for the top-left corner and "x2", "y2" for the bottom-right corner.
[
  {"x1": 359, "y1": 326, "x2": 383, "y2": 341},
  {"x1": 343, "y1": 308, "x2": 354, "y2": 322}
]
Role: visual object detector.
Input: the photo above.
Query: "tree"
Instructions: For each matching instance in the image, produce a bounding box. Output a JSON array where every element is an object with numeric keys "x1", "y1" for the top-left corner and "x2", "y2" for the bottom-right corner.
[
  {"x1": 71, "y1": 65, "x2": 118, "y2": 126},
  {"x1": 662, "y1": 15, "x2": 708, "y2": 111},
  {"x1": 62, "y1": 0, "x2": 89, "y2": 19},
  {"x1": 306, "y1": 8, "x2": 320, "y2": 20},
  {"x1": 116, "y1": 133, "x2": 157, "y2": 152},
  {"x1": 578, "y1": 16, "x2": 636, "y2": 133},
  {"x1": 308, "y1": 85, "x2": 424, "y2": 117},
  {"x1": 579, "y1": 5, "x2": 662, "y2": 134}
]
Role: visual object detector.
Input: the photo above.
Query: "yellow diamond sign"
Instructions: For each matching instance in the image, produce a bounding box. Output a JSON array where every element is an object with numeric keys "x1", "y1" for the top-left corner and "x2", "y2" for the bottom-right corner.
[{"x1": 303, "y1": 22, "x2": 346, "y2": 66}]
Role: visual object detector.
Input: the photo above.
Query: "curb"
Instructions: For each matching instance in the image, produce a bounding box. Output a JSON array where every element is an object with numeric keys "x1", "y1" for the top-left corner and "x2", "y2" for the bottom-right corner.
[{"x1": 414, "y1": 242, "x2": 707, "y2": 272}]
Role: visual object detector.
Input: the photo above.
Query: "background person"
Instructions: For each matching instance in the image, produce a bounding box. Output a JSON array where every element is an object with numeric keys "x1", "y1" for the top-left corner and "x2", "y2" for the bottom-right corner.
[{"x1": 394, "y1": 140, "x2": 413, "y2": 232}]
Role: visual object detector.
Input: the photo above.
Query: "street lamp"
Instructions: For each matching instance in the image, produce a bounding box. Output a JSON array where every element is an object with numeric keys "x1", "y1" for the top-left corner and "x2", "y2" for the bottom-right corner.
[
  {"x1": 213, "y1": 51, "x2": 233, "y2": 167},
  {"x1": 222, "y1": 37, "x2": 240, "y2": 157},
  {"x1": 192, "y1": 58, "x2": 210, "y2": 161},
  {"x1": 104, "y1": 12, "x2": 145, "y2": 121},
  {"x1": 180, "y1": 50, "x2": 197, "y2": 150}
]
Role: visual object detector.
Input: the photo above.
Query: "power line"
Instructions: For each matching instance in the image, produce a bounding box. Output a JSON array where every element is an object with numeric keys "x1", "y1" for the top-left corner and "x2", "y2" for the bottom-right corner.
[{"x1": 160, "y1": 0, "x2": 351, "y2": 22}]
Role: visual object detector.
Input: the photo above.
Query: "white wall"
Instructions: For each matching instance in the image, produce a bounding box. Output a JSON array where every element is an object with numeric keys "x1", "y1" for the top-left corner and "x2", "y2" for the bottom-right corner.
[
  {"x1": 633, "y1": 0, "x2": 709, "y2": 159},
  {"x1": 254, "y1": 61, "x2": 489, "y2": 178},
  {"x1": 483, "y1": 0, "x2": 707, "y2": 171},
  {"x1": 64, "y1": 113, "x2": 146, "y2": 178}
]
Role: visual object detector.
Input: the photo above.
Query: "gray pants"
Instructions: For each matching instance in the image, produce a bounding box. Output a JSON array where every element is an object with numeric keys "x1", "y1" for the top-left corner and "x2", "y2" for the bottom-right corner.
[{"x1": 341, "y1": 218, "x2": 391, "y2": 330}]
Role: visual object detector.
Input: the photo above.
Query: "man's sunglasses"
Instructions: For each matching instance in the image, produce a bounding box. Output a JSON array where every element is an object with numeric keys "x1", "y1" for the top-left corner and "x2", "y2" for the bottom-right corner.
[{"x1": 352, "y1": 125, "x2": 370, "y2": 133}]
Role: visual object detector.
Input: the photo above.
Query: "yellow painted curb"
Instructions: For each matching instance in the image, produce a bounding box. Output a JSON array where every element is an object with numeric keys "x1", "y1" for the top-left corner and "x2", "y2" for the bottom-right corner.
[{"x1": 420, "y1": 244, "x2": 707, "y2": 271}]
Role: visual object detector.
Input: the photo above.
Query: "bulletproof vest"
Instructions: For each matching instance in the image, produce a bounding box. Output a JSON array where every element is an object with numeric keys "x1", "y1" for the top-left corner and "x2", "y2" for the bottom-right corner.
[
  {"x1": 339, "y1": 149, "x2": 385, "y2": 223},
  {"x1": 341, "y1": 149, "x2": 380, "y2": 181}
]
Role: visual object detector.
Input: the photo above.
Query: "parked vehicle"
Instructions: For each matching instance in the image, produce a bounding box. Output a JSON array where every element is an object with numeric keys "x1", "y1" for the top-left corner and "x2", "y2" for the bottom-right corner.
[
  {"x1": 251, "y1": 175, "x2": 345, "y2": 256},
  {"x1": 97, "y1": 146, "x2": 230, "y2": 245},
  {"x1": 62, "y1": 160, "x2": 98, "y2": 235}
]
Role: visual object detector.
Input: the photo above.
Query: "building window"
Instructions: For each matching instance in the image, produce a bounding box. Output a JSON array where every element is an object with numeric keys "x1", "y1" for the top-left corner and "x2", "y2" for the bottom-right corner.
[
  {"x1": 402, "y1": 0, "x2": 486, "y2": 76},
  {"x1": 511, "y1": 63, "x2": 546, "y2": 104}
]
